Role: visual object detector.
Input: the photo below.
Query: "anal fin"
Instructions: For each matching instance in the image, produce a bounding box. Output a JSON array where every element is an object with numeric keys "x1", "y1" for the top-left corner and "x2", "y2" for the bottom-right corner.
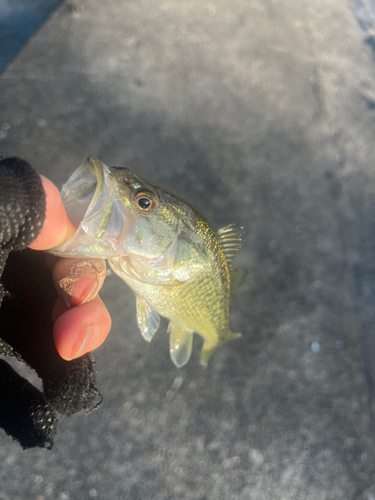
[
  {"x1": 136, "y1": 295, "x2": 160, "y2": 342},
  {"x1": 168, "y1": 323, "x2": 194, "y2": 368}
]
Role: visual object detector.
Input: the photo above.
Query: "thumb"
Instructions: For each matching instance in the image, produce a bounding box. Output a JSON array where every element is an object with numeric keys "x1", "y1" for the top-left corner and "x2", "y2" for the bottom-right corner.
[{"x1": 29, "y1": 175, "x2": 77, "y2": 250}]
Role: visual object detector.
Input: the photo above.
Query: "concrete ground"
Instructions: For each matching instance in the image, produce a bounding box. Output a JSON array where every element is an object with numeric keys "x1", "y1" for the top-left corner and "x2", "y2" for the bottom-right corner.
[{"x1": 1, "y1": 0, "x2": 375, "y2": 498}]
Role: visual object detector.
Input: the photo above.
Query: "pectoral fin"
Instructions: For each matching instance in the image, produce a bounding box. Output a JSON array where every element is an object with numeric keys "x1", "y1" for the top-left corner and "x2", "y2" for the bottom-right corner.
[
  {"x1": 172, "y1": 234, "x2": 210, "y2": 282},
  {"x1": 168, "y1": 323, "x2": 194, "y2": 368},
  {"x1": 173, "y1": 260, "x2": 210, "y2": 282},
  {"x1": 136, "y1": 296, "x2": 160, "y2": 342}
]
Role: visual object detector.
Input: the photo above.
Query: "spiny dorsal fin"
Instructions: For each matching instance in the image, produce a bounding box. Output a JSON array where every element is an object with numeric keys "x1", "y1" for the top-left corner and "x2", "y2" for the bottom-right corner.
[
  {"x1": 230, "y1": 268, "x2": 248, "y2": 295},
  {"x1": 217, "y1": 224, "x2": 243, "y2": 268}
]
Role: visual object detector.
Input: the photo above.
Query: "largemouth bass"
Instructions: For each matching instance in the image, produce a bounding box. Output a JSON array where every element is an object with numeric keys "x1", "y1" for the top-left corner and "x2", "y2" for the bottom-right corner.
[{"x1": 51, "y1": 156, "x2": 247, "y2": 367}]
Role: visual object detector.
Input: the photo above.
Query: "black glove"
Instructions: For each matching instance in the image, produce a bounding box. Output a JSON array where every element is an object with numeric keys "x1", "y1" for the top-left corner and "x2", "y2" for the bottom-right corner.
[{"x1": 0, "y1": 157, "x2": 101, "y2": 449}]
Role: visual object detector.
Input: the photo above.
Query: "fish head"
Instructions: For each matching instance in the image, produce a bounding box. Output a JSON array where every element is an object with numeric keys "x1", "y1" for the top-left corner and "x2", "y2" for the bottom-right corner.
[
  {"x1": 50, "y1": 156, "x2": 205, "y2": 272},
  {"x1": 107, "y1": 162, "x2": 196, "y2": 260}
]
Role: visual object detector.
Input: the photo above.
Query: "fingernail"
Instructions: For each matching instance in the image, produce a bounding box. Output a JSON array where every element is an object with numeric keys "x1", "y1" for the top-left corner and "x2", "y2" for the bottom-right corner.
[
  {"x1": 72, "y1": 324, "x2": 101, "y2": 359},
  {"x1": 53, "y1": 259, "x2": 106, "y2": 308},
  {"x1": 70, "y1": 273, "x2": 98, "y2": 306}
]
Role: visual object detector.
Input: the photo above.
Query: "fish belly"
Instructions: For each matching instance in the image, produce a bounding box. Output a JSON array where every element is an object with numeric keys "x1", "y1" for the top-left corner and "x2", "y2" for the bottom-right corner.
[
  {"x1": 133, "y1": 274, "x2": 221, "y2": 331},
  {"x1": 126, "y1": 272, "x2": 229, "y2": 362}
]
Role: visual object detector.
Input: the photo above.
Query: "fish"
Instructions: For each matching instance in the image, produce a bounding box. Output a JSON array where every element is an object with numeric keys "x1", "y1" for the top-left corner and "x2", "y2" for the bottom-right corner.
[{"x1": 50, "y1": 156, "x2": 247, "y2": 367}]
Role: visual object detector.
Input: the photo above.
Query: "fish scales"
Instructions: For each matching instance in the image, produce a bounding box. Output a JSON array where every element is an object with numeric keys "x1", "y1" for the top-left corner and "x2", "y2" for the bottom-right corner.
[
  {"x1": 120, "y1": 215, "x2": 228, "y2": 337},
  {"x1": 50, "y1": 156, "x2": 247, "y2": 367}
]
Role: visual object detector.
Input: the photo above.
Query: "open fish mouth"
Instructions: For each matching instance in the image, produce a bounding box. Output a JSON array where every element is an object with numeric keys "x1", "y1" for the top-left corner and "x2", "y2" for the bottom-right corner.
[{"x1": 49, "y1": 156, "x2": 135, "y2": 258}]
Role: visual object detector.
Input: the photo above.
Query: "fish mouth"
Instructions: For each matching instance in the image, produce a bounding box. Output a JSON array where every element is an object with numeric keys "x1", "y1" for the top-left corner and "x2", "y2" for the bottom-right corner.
[{"x1": 49, "y1": 156, "x2": 135, "y2": 258}]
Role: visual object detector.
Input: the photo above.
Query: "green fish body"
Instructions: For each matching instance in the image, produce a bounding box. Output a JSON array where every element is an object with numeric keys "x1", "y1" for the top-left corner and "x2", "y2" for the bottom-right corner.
[{"x1": 51, "y1": 156, "x2": 247, "y2": 367}]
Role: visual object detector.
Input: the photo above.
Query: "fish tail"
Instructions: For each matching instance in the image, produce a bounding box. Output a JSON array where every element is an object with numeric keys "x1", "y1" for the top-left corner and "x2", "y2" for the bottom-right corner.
[{"x1": 199, "y1": 329, "x2": 241, "y2": 365}]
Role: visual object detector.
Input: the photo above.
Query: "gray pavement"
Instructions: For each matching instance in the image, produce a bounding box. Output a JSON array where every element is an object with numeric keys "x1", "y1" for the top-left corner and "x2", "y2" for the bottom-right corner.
[{"x1": 1, "y1": 0, "x2": 375, "y2": 498}]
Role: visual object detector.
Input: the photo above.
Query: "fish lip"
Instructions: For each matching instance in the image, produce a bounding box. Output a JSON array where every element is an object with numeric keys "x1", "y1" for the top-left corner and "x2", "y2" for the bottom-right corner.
[
  {"x1": 50, "y1": 156, "x2": 135, "y2": 258},
  {"x1": 86, "y1": 155, "x2": 107, "y2": 205},
  {"x1": 60, "y1": 155, "x2": 110, "y2": 224}
]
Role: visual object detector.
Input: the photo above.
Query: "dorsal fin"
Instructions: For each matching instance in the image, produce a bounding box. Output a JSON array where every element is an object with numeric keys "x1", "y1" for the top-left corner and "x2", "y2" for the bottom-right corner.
[{"x1": 217, "y1": 224, "x2": 243, "y2": 268}]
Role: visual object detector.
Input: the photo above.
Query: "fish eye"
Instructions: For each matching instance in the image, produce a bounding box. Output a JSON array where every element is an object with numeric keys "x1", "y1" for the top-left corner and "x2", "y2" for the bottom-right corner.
[{"x1": 134, "y1": 191, "x2": 158, "y2": 213}]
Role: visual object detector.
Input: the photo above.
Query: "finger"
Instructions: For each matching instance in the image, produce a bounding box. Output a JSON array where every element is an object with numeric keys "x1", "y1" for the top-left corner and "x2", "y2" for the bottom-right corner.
[
  {"x1": 29, "y1": 176, "x2": 77, "y2": 250},
  {"x1": 52, "y1": 295, "x2": 112, "y2": 360},
  {"x1": 52, "y1": 258, "x2": 107, "y2": 307}
]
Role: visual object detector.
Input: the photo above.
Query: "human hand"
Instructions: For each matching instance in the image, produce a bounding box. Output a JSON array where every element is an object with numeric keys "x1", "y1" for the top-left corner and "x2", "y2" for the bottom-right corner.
[
  {"x1": 29, "y1": 176, "x2": 111, "y2": 360},
  {"x1": 0, "y1": 157, "x2": 106, "y2": 448}
]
